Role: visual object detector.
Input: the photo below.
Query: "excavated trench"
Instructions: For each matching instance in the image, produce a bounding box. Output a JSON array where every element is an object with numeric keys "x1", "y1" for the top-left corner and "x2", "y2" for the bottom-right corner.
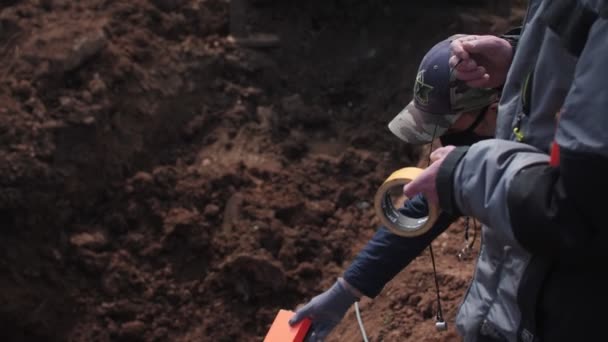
[{"x1": 0, "y1": 1, "x2": 521, "y2": 340}]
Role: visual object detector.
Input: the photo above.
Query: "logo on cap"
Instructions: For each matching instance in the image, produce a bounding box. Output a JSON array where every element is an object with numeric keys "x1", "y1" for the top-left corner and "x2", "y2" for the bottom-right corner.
[{"x1": 414, "y1": 70, "x2": 434, "y2": 105}]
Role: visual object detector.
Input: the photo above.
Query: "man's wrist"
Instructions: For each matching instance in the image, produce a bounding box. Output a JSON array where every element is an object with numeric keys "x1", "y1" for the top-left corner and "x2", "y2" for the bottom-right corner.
[{"x1": 338, "y1": 277, "x2": 363, "y2": 300}]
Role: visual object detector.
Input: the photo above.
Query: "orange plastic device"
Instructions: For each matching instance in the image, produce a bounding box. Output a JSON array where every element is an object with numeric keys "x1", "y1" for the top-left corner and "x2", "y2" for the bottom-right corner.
[{"x1": 263, "y1": 309, "x2": 311, "y2": 342}]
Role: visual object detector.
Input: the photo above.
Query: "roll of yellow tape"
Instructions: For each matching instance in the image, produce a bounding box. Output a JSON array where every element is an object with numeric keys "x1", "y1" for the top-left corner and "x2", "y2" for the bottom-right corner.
[{"x1": 374, "y1": 167, "x2": 439, "y2": 237}]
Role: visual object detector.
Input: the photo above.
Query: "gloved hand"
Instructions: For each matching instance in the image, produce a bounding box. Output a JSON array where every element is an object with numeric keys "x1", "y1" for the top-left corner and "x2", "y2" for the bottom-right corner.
[{"x1": 289, "y1": 278, "x2": 359, "y2": 341}]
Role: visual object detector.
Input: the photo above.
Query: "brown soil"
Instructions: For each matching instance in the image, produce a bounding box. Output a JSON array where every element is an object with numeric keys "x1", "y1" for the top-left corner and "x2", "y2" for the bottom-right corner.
[{"x1": 0, "y1": 1, "x2": 524, "y2": 341}]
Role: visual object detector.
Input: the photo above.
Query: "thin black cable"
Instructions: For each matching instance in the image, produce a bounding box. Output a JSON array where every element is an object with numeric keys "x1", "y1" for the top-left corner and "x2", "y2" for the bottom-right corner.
[
  {"x1": 429, "y1": 244, "x2": 444, "y2": 322},
  {"x1": 428, "y1": 58, "x2": 469, "y2": 325},
  {"x1": 425, "y1": 124, "x2": 445, "y2": 324}
]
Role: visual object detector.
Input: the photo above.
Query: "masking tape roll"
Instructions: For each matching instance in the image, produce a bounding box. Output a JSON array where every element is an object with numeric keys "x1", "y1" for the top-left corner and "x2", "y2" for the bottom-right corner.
[{"x1": 374, "y1": 167, "x2": 439, "y2": 237}]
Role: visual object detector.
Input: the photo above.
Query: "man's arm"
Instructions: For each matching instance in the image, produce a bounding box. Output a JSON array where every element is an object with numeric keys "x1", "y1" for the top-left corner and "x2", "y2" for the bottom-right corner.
[
  {"x1": 437, "y1": 141, "x2": 549, "y2": 248},
  {"x1": 508, "y1": 13, "x2": 608, "y2": 257},
  {"x1": 289, "y1": 195, "x2": 457, "y2": 340},
  {"x1": 343, "y1": 195, "x2": 456, "y2": 298},
  {"x1": 438, "y1": 13, "x2": 608, "y2": 258}
]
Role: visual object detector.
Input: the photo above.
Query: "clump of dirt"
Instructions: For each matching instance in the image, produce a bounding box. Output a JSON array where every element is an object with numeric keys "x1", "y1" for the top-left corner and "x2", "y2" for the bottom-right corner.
[{"x1": 0, "y1": 0, "x2": 523, "y2": 341}]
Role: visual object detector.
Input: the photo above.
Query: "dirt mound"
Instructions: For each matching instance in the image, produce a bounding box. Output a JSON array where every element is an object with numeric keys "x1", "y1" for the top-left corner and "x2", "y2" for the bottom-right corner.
[{"x1": 0, "y1": 1, "x2": 523, "y2": 341}]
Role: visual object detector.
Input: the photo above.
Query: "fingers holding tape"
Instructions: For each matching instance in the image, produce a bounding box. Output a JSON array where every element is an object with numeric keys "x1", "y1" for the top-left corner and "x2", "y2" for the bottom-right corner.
[{"x1": 374, "y1": 167, "x2": 439, "y2": 237}]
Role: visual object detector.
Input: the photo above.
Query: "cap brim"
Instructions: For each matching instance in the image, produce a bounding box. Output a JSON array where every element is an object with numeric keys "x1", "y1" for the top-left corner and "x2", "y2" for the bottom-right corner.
[{"x1": 388, "y1": 101, "x2": 460, "y2": 144}]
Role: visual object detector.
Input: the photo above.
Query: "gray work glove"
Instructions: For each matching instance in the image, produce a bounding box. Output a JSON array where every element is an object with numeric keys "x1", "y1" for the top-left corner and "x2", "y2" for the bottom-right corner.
[{"x1": 289, "y1": 278, "x2": 359, "y2": 341}]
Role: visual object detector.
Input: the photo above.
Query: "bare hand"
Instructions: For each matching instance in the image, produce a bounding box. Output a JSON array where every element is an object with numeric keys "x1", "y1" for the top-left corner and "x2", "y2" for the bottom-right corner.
[
  {"x1": 449, "y1": 35, "x2": 513, "y2": 88},
  {"x1": 404, "y1": 146, "x2": 456, "y2": 207}
]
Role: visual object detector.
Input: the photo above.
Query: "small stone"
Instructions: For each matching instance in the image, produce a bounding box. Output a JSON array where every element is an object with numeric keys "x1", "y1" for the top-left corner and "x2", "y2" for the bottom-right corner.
[
  {"x1": 82, "y1": 91, "x2": 92, "y2": 103},
  {"x1": 132, "y1": 172, "x2": 153, "y2": 183},
  {"x1": 355, "y1": 201, "x2": 371, "y2": 210},
  {"x1": 203, "y1": 204, "x2": 220, "y2": 218},
  {"x1": 121, "y1": 320, "x2": 146, "y2": 337},
  {"x1": 70, "y1": 232, "x2": 107, "y2": 250},
  {"x1": 89, "y1": 74, "x2": 106, "y2": 95},
  {"x1": 59, "y1": 96, "x2": 73, "y2": 107},
  {"x1": 82, "y1": 116, "x2": 95, "y2": 125}
]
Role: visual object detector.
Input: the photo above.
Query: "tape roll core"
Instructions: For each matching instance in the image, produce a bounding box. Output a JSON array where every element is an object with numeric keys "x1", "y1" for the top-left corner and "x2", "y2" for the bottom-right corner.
[{"x1": 374, "y1": 167, "x2": 439, "y2": 237}]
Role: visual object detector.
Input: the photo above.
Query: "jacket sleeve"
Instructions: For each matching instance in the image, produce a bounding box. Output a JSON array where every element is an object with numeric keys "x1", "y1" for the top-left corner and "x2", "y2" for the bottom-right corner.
[
  {"x1": 438, "y1": 14, "x2": 608, "y2": 258},
  {"x1": 343, "y1": 195, "x2": 456, "y2": 298},
  {"x1": 436, "y1": 140, "x2": 549, "y2": 248}
]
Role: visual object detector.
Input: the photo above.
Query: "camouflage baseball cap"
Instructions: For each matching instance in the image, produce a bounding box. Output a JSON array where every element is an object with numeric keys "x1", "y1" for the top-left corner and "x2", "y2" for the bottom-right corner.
[{"x1": 388, "y1": 35, "x2": 500, "y2": 145}]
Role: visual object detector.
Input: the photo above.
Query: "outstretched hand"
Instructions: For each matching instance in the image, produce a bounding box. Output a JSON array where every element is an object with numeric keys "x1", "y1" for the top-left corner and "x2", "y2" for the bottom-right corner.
[{"x1": 289, "y1": 279, "x2": 359, "y2": 341}]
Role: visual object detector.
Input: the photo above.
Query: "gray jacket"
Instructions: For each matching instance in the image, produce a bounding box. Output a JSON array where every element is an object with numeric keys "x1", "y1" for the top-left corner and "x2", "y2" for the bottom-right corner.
[{"x1": 443, "y1": 1, "x2": 608, "y2": 341}]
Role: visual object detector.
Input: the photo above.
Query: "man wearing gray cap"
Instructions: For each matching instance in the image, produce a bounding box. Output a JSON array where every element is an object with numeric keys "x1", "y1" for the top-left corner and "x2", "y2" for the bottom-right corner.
[
  {"x1": 289, "y1": 33, "x2": 515, "y2": 342},
  {"x1": 388, "y1": 36, "x2": 499, "y2": 147}
]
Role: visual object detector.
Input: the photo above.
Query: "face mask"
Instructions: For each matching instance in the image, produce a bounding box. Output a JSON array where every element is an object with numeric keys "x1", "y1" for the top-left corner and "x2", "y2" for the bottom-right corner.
[
  {"x1": 439, "y1": 106, "x2": 493, "y2": 147},
  {"x1": 439, "y1": 131, "x2": 493, "y2": 147}
]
